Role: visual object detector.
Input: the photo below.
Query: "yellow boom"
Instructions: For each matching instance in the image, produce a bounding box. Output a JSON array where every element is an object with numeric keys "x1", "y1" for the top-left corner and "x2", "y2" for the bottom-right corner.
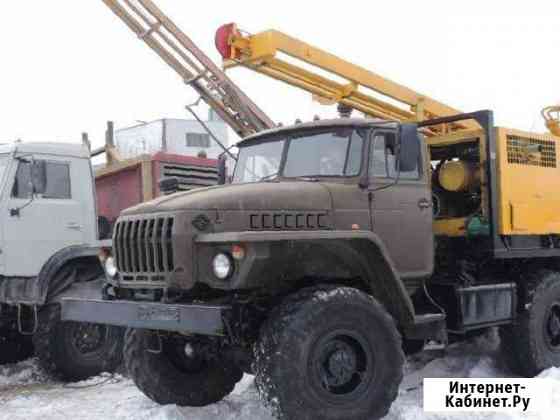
[
  {"x1": 542, "y1": 106, "x2": 560, "y2": 136},
  {"x1": 217, "y1": 25, "x2": 479, "y2": 134}
]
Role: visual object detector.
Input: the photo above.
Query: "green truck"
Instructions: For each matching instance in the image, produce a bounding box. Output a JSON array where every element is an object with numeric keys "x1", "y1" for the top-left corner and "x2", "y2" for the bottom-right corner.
[{"x1": 63, "y1": 114, "x2": 560, "y2": 419}]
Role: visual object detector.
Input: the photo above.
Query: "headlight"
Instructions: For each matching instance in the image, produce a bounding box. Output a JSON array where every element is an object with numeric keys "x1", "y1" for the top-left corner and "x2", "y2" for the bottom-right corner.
[
  {"x1": 212, "y1": 253, "x2": 233, "y2": 280},
  {"x1": 105, "y1": 256, "x2": 118, "y2": 278}
]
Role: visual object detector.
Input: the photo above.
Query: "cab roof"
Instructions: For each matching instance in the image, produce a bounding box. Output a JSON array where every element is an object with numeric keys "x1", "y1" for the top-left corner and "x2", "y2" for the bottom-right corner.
[
  {"x1": 237, "y1": 118, "x2": 398, "y2": 147},
  {"x1": 0, "y1": 142, "x2": 90, "y2": 158}
]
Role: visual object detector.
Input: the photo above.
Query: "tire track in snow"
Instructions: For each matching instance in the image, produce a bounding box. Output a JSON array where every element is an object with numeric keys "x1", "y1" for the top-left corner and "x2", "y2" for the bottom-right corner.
[{"x1": 1, "y1": 330, "x2": 559, "y2": 420}]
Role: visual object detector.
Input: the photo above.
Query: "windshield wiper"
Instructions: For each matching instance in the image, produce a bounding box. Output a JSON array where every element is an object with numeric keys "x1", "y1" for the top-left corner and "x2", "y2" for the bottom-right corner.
[
  {"x1": 258, "y1": 172, "x2": 279, "y2": 182},
  {"x1": 292, "y1": 176, "x2": 319, "y2": 182},
  {"x1": 257, "y1": 174, "x2": 320, "y2": 183}
]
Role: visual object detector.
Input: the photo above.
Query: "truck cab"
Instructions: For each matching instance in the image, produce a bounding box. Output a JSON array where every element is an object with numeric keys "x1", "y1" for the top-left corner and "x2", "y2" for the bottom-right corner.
[
  {"x1": 105, "y1": 119, "x2": 432, "y2": 310},
  {"x1": 0, "y1": 142, "x2": 123, "y2": 381},
  {"x1": 233, "y1": 119, "x2": 434, "y2": 278},
  {"x1": 0, "y1": 143, "x2": 98, "y2": 278}
]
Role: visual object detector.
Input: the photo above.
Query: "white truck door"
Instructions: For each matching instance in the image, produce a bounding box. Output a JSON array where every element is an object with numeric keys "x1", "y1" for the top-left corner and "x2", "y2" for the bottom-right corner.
[{"x1": 3, "y1": 157, "x2": 85, "y2": 277}]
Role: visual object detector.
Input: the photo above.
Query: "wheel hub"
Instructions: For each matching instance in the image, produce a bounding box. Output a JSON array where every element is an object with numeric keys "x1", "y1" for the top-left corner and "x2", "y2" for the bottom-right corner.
[
  {"x1": 164, "y1": 336, "x2": 212, "y2": 374},
  {"x1": 184, "y1": 343, "x2": 195, "y2": 358},
  {"x1": 72, "y1": 323, "x2": 106, "y2": 354},
  {"x1": 311, "y1": 331, "x2": 372, "y2": 398},
  {"x1": 325, "y1": 342, "x2": 357, "y2": 387}
]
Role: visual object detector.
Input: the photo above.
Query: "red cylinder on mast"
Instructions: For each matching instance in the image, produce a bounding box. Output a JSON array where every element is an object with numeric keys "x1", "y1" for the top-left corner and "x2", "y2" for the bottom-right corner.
[{"x1": 215, "y1": 23, "x2": 239, "y2": 60}]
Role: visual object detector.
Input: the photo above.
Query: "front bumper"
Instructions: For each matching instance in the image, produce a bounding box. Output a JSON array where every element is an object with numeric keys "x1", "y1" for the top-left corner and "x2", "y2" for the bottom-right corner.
[{"x1": 61, "y1": 298, "x2": 229, "y2": 336}]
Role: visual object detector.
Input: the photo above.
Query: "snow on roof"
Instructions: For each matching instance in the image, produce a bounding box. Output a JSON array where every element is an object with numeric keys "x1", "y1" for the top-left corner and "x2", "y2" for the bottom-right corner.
[{"x1": 0, "y1": 142, "x2": 90, "y2": 158}]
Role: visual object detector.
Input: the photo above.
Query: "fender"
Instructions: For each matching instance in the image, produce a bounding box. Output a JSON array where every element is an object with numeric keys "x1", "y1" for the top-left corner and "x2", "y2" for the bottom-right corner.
[
  {"x1": 0, "y1": 245, "x2": 101, "y2": 306},
  {"x1": 50, "y1": 277, "x2": 106, "y2": 304},
  {"x1": 38, "y1": 245, "x2": 102, "y2": 304},
  {"x1": 196, "y1": 230, "x2": 416, "y2": 326}
]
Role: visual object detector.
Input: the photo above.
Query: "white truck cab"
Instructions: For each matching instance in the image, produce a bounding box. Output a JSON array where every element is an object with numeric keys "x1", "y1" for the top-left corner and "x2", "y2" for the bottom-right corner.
[
  {"x1": 0, "y1": 143, "x2": 98, "y2": 276},
  {"x1": 0, "y1": 142, "x2": 122, "y2": 381}
]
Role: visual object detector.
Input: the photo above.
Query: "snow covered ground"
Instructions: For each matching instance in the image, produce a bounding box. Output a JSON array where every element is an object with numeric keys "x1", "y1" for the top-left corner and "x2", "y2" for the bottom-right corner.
[{"x1": 1, "y1": 330, "x2": 559, "y2": 420}]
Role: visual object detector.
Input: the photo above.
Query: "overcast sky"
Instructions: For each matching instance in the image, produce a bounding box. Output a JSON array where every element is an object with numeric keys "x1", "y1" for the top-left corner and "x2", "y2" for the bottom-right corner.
[{"x1": 1, "y1": 1, "x2": 559, "y2": 149}]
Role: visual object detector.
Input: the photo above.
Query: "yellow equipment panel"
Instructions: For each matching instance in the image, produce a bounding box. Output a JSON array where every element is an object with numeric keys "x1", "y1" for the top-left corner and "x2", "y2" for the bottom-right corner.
[{"x1": 497, "y1": 127, "x2": 560, "y2": 235}]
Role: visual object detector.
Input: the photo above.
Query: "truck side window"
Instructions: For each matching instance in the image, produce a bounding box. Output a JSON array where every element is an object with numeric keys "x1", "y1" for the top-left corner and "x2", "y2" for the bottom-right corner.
[
  {"x1": 344, "y1": 131, "x2": 364, "y2": 176},
  {"x1": 12, "y1": 160, "x2": 71, "y2": 199},
  {"x1": 44, "y1": 162, "x2": 71, "y2": 199},
  {"x1": 370, "y1": 133, "x2": 419, "y2": 180}
]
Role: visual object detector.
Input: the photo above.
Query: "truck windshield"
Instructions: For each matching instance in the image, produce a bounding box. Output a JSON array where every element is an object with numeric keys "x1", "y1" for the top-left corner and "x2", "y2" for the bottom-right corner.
[
  {"x1": 233, "y1": 140, "x2": 285, "y2": 183},
  {"x1": 284, "y1": 129, "x2": 364, "y2": 177},
  {"x1": 233, "y1": 128, "x2": 365, "y2": 183}
]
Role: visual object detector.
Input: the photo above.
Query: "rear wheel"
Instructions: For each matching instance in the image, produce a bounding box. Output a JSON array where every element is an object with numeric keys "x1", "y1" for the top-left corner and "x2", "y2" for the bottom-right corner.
[
  {"x1": 124, "y1": 329, "x2": 243, "y2": 406},
  {"x1": 33, "y1": 304, "x2": 124, "y2": 381},
  {"x1": 500, "y1": 270, "x2": 560, "y2": 376},
  {"x1": 255, "y1": 286, "x2": 404, "y2": 420}
]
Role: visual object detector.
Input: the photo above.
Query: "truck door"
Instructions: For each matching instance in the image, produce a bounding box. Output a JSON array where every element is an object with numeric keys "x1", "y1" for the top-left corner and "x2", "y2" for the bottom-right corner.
[
  {"x1": 3, "y1": 157, "x2": 85, "y2": 276},
  {"x1": 368, "y1": 129, "x2": 433, "y2": 278}
]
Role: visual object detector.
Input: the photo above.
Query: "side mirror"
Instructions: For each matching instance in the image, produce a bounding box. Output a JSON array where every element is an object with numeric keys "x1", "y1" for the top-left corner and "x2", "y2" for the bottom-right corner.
[
  {"x1": 217, "y1": 155, "x2": 227, "y2": 185},
  {"x1": 30, "y1": 160, "x2": 47, "y2": 195},
  {"x1": 158, "y1": 177, "x2": 179, "y2": 194},
  {"x1": 398, "y1": 124, "x2": 421, "y2": 173}
]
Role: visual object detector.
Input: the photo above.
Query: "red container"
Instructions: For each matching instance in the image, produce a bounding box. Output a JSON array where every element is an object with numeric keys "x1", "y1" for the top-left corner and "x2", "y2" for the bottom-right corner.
[{"x1": 95, "y1": 152, "x2": 218, "y2": 226}]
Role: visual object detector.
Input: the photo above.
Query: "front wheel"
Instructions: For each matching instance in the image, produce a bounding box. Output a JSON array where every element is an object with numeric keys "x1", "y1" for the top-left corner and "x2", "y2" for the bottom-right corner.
[
  {"x1": 255, "y1": 286, "x2": 404, "y2": 420},
  {"x1": 500, "y1": 270, "x2": 560, "y2": 376},
  {"x1": 124, "y1": 329, "x2": 243, "y2": 406},
  {"x1": 33, "y1": 304, "x2": 124, "y2": 381}
]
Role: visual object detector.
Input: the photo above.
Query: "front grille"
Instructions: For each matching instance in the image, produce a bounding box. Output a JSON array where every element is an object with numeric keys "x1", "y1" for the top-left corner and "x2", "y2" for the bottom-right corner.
[{"x1": 114, "y1": 216, "x2": 175, "y2": 277}]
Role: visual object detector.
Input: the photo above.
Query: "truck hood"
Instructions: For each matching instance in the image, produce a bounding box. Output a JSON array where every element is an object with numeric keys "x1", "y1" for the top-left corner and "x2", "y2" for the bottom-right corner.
[{"x1": 121, "y1": 182, "x2": 333, "y2": 215}]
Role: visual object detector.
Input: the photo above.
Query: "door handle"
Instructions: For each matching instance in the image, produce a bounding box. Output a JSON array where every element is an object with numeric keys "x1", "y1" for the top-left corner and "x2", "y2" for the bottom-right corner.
[
  {"x1": 66, "y1": 223, "x2": 82, "y2": 231},
  {"x1": 418, "y1": 198, "x2": 431, "y2": 209}
]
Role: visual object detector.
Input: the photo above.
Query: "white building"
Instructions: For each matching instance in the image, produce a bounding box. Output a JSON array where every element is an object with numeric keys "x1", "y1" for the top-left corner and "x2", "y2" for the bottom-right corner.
[{"x1": 114, "y1": 109, "x2": 229, "y2": 160}]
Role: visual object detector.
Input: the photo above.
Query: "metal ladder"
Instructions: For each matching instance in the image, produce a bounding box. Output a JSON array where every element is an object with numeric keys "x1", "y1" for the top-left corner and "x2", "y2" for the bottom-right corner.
[{"x1": 101, "y1": 0, "x2": 275, "y2": 138}]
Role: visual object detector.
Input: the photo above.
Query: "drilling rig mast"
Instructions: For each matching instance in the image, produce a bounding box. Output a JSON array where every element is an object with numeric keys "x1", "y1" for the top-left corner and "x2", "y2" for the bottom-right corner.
[{"x1": 101, "y1": 0, "x2": 275, "y2": 138}]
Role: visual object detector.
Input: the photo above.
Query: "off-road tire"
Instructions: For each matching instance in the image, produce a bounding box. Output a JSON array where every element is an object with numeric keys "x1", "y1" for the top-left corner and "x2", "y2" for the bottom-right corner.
[
  {"x1": 0, "y1": 329, "x2": 34, "y2": 365},
  {"x1": 500, "y1": 270, "x2": 560, "y2": 376},
  {"x1": 124, "y1": 328, "x2": 243, "y2": 406},
  {"x1": 33, "y1": 304, "x2": 124, "y2": 381},
  {"x1": 255, "y1": 286, "x2": 404, "y2": 420}
]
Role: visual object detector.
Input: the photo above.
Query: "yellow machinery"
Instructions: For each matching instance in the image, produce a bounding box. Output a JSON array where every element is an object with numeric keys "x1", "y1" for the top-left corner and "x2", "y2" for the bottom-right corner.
[
  {"x1": 438, "y1": 161, "x2": 480, "y2": 193},
  {"x1": 216, "y1": 24, "x2": 477, "y2": 136},
  {"x1": 543, "y1": 106, "x2": 560, "y2": 136},
  {"x1": 217, "y1": 24, "x2": 560, "y2": 242}
]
